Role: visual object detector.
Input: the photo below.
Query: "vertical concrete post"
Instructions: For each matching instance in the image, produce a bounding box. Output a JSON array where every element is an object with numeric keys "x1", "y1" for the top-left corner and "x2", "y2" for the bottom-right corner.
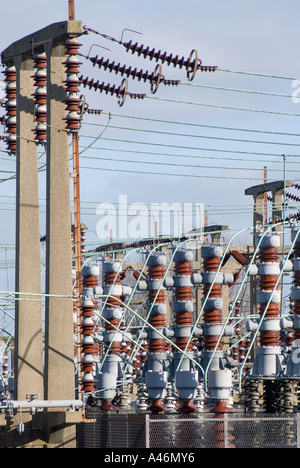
[
  {"x1": 14, "y1": 55, "x2": 44, "y2": 400},
  {"x1": 44, "y1": 40, "x2": 75, "y2": 401}
]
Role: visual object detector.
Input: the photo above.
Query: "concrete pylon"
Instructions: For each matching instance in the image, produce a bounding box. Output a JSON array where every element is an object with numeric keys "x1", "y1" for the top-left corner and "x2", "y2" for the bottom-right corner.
[
  {"x1": 1, "y1": 21, "x2": 83, "y2": 447},
  {"x1": 14, "y1": 54, "x2": 44, "y2": 400},
  {"x1": 44, "y1": 38, "x2": 74, "y2": 402}
]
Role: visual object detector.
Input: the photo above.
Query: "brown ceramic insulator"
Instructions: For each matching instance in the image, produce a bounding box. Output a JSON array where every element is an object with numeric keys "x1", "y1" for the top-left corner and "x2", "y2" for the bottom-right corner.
[
  {"x1": 149, "y1": 315, "x2": 165, "y2": 328},
  {"x1": 175, "y1": 287, "x2": 192, "y2": 301},
  {"x1": 64, "y1": 74, "x2": 81, "y2": 93},
  {"x1": 259, "y1": 247, "x2": 278, "y2": 263},
  {"x1": 259, "y1": 302, "x2": 279, "y2": 318},
  {"x1": 34, "y1": 52, "x2": 47, "y2": 69},
  {"x1": 148, "y1": 290, "x2": 165, "y2": 303},
  {"x1": 148, "y1": 265, "x2": 165, "y2": 279},
  {"x1": 204, "y1": 336, "x2": 222, "y2": 351},
  {"x1": 179, "y1": 400, "x2": 197, "y2": 414},
  {"x1": 106, "y1": 341, "x2": 121, "y2": 354},
  {"x1": 65, "y1": 91, "x2": 81, "y2": 109},
  {"x1": 81, "y1": 323, "x2": 95, "y2": 336},
  {"x1": 176, "y1": 337, "x2": 193, "y2": 352},
  {"x1": 101, "y1": 400, "x2": 116, "y2": 411},
  {"x1": 90, "y1": 55, "x2": 162, "y2": 88},
  {"x1": 4, "y1": 65, "x2": 17, "y2": 152},
  {"x1": 81, "y1": 342, "x2": 94, "y2": 354},
  {"x1": 80, "y1": 75, "x2": 146, "y2": 102},
  {"x1": 104, "y1": 272, "x2": 121, "y2": 285},
  {"x1": 81, "y1": 303, "x2": 94, "y2": 317},
  {"x1": 65, "y1": 37, "x2": 82, "y2": 55},
  {"x1": 64, "y1": 38, "x2": 82, "y2": 132},
  {"x1": 82, "y1": 275, "x2": 98, "y2": 288},
  {"x1": 5, "y1": 80, "x2": 16, "y2": 99},
  {"x1": 147, "y1": 400, "x2": 165, "y2": 413},
  {"x1": 294, "y1": 329, "x2": 300, "y2": 340},
  {"x1": 175, "y1": 312, "x2": 193, "y2": 326},
  {"x1": 203, "y1": 283, "x2": 222, "y2": 297},
  {"x1": 106, "y1": 318, "x2": 121, "y2": 331},
  {"x1": 260, "y1": 331, "x2": 279, "y2": 347},
  {"x1": 81, "y1": 362, "x2": 94, "y2": 374},
  {"x1": 259, "y1": 275, "x2": 278, "y2": 290},
  {"x1": 3, "y1": 66, "x2": 16, "y2": 82},
  {"x1": 106, "y1": 297, "x2": 121, "y2": 309},
  {"x1": 204, "y1": 309, "x2": 222, "y2": 323},
  {"x1": 122, "y1": 40, "x2": 217, "y2": 80},
  {"x1": 32, "y1": 87, "x2": 47, "y2": 105},
  {"x1": 32, "y1": 53, "x2": 47, "y2": 143},
  {"x1": 174, "y1": 261, "x2": 192, "y2": 276},
  {"x1": 149, "y1": 339, "x2": 166, "y2": 353},
  {"x1": 203, "y1": 257, "x2": 221, "y2": 271}
]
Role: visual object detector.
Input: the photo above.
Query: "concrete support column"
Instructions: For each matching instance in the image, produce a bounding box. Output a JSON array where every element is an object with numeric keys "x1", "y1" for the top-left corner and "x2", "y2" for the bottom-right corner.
[
  {"x1": 44, "y1": 40, "x2": 74, "y2": 400},
  {"x1": 14, "y1": 55, "x2": 44, "y2": 400}
]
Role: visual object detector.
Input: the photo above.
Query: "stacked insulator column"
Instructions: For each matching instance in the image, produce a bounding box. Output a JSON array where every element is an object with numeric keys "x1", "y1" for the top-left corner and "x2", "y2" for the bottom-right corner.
[
  {"x1": 171, "y1": 249, "x2": 199, "y2": 413},
  {"x1": 64, "y1": 37, "x2": 82, "y2": 132},
  {"x1": 98, "y1": 260, "x2": 131, "y2": 410},
  {"x1": 80, "y1": 265, "x2": 101, "y2": 393},
  {"x1": 141, "y1": 253, "x2": 169, "y2": 413},
  {"x1": 251, "y1": 232, "x2": 283, "y2": 377},
  {"x1": 199, "y1": 244, "x2": 234, "y2": 415},
  {"x1": 32, "y1": 51, "x2": 47, "y2": 143},
  {"x1": 200, "y1": 245, "x2": 224, "y2": 371},
  {"x1": 3, "y1": 65, "x2": 17, "y2": 153}
]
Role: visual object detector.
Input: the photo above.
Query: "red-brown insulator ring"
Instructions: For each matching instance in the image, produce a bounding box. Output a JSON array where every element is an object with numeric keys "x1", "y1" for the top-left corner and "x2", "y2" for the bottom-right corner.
[
  {"x1": 106, "y1": 341, "x2": 121, "y2": 354},
  {"x1": 203, "y1": 258, "x2": 221, "y2": 271},
  {"x1": 204, "y1": 310, "x2": 222, "y2": 324},
  {"x1": 260, "y1": 331, "x2": 279, "y2": 347},
  {"x1": 149, "y1": 315, "x2": 165, "y2": 328},
  {"x1": 81, "y1": 323, "x2": 95, "y2": 335},
  {"x1": 259, "y1": 247, "x2": 278, "y2": 263},
  {"x1": 83, "y1": 275, "x2": 98, "y2": 288},
  {"x1": 104, "y1": 272, "x2": 121, "y2": 285},
  {"x1": 106, "y1": 319, "x2": 121, "y2": 330},
  {"x1": 204, "y1": 336, "x2": 222, "y2": 351},
  {"x1": 203, "y1": 283, "x2": 222, "y2": 297},
  {"x1": 259, "y1": 303, "x2": 279, "y2": 318},
  {"x1": 260, "y1": 275, "x2": 278, "y2": 290},
  {"x1": 175, "y1": 287, "x2": 192, "y2": 301},
  {"x1": 174, "y1": 262, "x2": 192, "y2": 275},
  {"x1": 106, "y1": 297, "x2": 121, "y2": 308},
  {"x1": 176, "y1": 337, "x2": 193, "y2": 352},
  {"x1": 148, "y1": 290, "x2": 165, "y2": 303},
  {"x1": 175, "y1": 312, "x2": 193, "y2": 326},
  {"x1": 148, "y1": 265, "x2": 165, "y2": 279},
  {"x1": 149, "y1": 339, "x2": 166, "y2": 353},
  {"x1": 81, "y1": 342, "x2": 94, "y2": 354}
]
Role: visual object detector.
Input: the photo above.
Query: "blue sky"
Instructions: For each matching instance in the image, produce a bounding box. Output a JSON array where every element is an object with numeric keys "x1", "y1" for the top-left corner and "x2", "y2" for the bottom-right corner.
[{"x1": 1, "y1": 0, "x2": 300, "y2": 253}]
